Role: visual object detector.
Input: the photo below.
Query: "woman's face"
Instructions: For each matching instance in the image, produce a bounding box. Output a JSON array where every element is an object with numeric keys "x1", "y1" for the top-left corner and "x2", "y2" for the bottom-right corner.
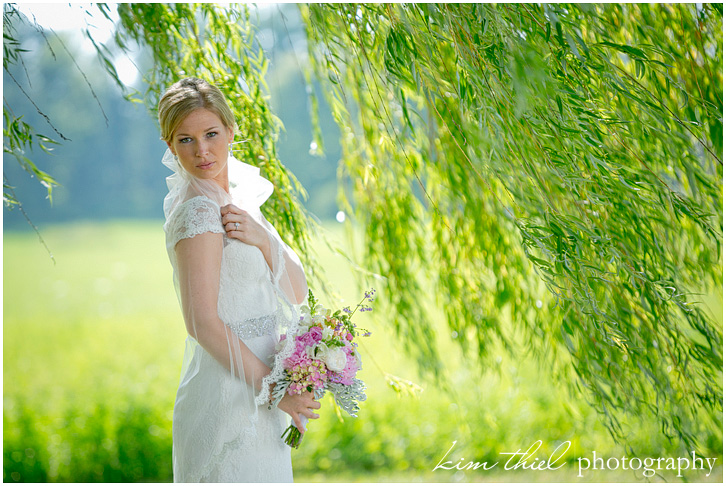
[{"x1": 167, "y1": 107, "x2": 234, "y2": 189}]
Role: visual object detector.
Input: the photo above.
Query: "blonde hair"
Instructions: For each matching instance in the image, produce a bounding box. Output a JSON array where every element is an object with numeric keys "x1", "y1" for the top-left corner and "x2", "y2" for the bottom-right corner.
[{"x1": 158, "y1": 77, "x2": 236, "y2": 143}]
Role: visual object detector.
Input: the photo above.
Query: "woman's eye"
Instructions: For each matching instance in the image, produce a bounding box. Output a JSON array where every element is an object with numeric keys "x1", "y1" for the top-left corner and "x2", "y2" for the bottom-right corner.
[
  {"x1": 207, "y1": 131, "x2": 218, "y2": 138},
  {"x1": 179, "y1": 137, "x2": 192, "y2": 144}
]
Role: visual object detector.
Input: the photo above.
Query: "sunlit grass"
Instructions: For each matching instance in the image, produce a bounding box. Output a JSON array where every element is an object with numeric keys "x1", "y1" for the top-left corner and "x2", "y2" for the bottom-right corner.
[{"x1": 3, "y1": 220, "x2": 722, "y2": 482}]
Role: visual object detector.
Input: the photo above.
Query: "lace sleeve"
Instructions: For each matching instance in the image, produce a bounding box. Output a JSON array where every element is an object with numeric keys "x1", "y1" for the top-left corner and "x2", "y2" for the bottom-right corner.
[{"x1": 165, "y1": 196, "x2": 225, "y2": 250}]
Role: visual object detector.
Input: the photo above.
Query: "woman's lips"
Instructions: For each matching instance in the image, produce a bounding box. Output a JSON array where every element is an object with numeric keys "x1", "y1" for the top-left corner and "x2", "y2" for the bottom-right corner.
[{"x1": 197, "y1": 161, "x2": 215, "y2": 170}]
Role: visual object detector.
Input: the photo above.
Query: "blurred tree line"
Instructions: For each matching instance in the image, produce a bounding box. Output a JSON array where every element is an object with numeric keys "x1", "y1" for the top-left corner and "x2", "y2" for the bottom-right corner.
[{"x1": 3, "y1": 3, "x2": 341, "y2": 228}]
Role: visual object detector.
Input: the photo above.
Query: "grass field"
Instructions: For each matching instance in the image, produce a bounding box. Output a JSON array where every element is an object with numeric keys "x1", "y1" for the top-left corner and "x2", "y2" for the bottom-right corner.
[{"x1": 3, "y1": 220, "x2": 722, "y2": 482}]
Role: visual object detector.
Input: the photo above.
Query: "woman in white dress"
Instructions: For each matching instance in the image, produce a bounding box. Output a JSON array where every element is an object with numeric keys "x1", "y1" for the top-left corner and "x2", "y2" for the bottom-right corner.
[{"x1": 158, "y1": 78, "x2": 320, "y2": 482}]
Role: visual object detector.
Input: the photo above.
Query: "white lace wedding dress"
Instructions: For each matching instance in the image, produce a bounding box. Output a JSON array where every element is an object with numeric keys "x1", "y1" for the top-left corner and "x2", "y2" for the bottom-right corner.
[{"x1": 162, "y1": 150, "x2": 306, "y2": 482}]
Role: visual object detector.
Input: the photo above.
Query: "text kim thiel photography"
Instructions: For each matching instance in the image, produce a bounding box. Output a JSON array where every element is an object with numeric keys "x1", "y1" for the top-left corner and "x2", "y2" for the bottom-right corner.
[{"x1": 433, "y1": 440, "x2": 719, "y2": 479}]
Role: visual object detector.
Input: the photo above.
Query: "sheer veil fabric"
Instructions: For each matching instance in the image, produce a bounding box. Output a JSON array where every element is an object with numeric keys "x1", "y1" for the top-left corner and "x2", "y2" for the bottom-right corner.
[{"x1": 162, "y1": 148, "x2": 307, "y2": 482}]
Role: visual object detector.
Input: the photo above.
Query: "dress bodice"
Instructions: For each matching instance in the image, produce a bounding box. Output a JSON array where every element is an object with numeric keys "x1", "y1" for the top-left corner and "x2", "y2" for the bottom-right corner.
[
  {"x1": 165, "y1": 195, "x2": 280, "y2": 344},
  {"x1": 218, "y1": 238, "x2": 279, "y2": 342}
]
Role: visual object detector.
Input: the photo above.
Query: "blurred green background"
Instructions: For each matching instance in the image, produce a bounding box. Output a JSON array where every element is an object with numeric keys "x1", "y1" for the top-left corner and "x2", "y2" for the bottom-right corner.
[
  {"x1": 3, "y1": 3, "x2": 722, "y2": 483},
  {"x1": 3, "y1": 221, "x2": 722, "y2": 482}
]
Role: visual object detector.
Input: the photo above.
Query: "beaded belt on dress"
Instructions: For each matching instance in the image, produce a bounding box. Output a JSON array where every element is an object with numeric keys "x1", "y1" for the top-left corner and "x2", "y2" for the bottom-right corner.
[{"x1": 228, "y1": 311, "x2": 279, "y2": 339}]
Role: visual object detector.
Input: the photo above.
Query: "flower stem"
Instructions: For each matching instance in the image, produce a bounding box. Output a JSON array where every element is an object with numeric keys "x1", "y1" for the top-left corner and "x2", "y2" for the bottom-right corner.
[{"x1": 281, "y1": 425, "x2": 303, "y2": 449}]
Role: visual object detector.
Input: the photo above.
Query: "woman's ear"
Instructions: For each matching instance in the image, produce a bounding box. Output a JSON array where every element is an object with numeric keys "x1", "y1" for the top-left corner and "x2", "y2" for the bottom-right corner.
[{"x1": 166, "y1": 140, "x2": 175, "y2": 156}]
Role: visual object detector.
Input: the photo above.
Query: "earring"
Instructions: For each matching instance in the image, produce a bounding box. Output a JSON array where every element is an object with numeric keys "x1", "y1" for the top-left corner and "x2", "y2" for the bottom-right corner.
[{"x1": 228, "y1": 145, "x2": 234, "y2": 160}]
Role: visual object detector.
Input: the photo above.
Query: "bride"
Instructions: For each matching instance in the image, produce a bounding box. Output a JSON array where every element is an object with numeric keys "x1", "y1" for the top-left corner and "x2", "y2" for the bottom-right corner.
[{"x1": 158, "y1": 77, "x2": 320, "y2": 482}]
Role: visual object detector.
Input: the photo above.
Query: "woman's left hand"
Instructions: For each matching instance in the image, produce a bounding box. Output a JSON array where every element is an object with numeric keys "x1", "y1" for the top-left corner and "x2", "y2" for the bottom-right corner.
[{"x1": 221, "y1": 204, "x2": 269, "y2": 250}]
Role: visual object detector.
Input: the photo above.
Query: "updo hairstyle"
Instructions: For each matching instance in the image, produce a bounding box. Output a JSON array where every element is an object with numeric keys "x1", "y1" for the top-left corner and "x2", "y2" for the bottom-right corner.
[{"x1": 158, "y1": 77, "x2": 236, "y2": 143}]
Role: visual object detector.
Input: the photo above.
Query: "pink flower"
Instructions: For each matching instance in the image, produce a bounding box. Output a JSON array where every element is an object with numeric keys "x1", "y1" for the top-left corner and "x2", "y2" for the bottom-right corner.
[
  {"x1": 295, "y1": 333, "x2": 311, "y2": 347},
  {"x1": 297, "y1": 326, "x2": 322, "y2": 348},
  {"x1": 309, "y1": 326, "x2": 323, "y2": 342},
  {"x1": 285, "y1": 342, "x2": 312, "y2": 369}
]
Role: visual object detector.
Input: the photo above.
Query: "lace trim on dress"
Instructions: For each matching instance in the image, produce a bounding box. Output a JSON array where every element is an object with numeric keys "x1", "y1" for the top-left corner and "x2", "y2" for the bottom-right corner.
[
  {"x1": 255, "y1": 300, "x2": 298, "y2": 407},
  {"x1": 165, "y1": 196, "x2": 225, "y2": 250}
]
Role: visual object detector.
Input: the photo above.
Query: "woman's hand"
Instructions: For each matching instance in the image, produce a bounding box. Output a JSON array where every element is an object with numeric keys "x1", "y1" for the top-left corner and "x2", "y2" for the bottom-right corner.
[
  {"x1": 277, "y1": 391, "x2": 321, "y2": 434},
  {"x1": 221, "y1": 204, "x2": 269, "y2": 251}
]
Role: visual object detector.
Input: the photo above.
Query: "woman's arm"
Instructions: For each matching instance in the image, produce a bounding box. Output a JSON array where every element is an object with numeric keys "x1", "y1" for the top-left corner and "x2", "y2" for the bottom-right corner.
[
  {"x1": 175, "y1": 230, "x2": 320, "y2": 430},
  {"x1": 175, "y1": 231, "x2": 271, "y2": 390}
]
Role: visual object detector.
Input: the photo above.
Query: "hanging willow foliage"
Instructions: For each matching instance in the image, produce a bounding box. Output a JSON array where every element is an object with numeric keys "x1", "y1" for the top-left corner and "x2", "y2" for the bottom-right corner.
[
  {"x1": 91, "y1": 2, "x2": 722, "y2": 452},
  {"x1": 299, "y1": 3, "x2": 722, "y2": 450}
]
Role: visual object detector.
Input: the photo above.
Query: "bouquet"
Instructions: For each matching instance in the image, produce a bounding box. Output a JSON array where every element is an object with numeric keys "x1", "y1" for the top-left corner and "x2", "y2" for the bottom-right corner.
[{"x1": 271, "y1": 289, "x2": 374, "y2": 448}]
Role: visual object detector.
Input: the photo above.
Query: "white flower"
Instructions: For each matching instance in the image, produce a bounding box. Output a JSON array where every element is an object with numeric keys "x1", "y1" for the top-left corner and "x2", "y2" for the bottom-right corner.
[
  {"x1": 353, "y1": 349, "x2": 362, "y2": 371},
  {"x1": 299, "y1": 306, "x2": 313, "y2": 326},
  {"x1": 322, "y1": 326, "x2": 334, "y2": 340},
  {"x1": 325, "y1": 347, "x2": 347, "y2": 372},
  {"x1": 312, "y1": 342, "x2": 329, "y2": 360}
]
